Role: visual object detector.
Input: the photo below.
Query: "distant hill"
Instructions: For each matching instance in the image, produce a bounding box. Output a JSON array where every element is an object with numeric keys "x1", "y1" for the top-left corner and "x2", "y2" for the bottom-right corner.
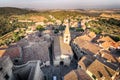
[
  {"x1": 0, "y1": 7, "x2": 37, "y2": 15},
  {"x1": 100, "y1": 13, "x2": 120, "y2": 20}
]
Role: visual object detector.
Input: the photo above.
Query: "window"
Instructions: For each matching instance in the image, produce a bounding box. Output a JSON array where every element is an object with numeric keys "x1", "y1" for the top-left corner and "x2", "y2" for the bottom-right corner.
[
  {"x1": 92, "y1": 75, "x2": 96, "y2": 80},
  {"x1": 66, "y1": 39, "x2": 68, "y2": 42},
  {"x1": 79, "y1": 65, "x2": 81, "y2": 68},
  {"x1": 98, "y1": 71, "x2": 103, "y2": 77},
  {"x1": 4, "y1": 74, "x2": 9, "y2": 80},
  {"x1": 66, "y1": 36, "x2": 68, "y2": 38},
  {"x1": 0, "y1": 67, "x2": 3, "y2": 71},
  {"x1": 14, "y1": 59, "x2": 18, "y2": 63},
  {"x1": 60, "y1": 61, "x2": 64, "y2": 66}
]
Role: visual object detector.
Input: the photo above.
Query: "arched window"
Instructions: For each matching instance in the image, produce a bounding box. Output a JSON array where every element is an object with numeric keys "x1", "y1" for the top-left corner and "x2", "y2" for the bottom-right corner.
[{"x1": 66, "y1": 36, "x2": 68, "y2": 38}]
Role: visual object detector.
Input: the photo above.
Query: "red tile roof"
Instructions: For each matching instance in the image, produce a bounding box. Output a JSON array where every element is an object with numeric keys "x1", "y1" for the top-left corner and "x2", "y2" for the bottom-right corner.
[
  {"x1": 97, "y1": 36, "x2": 119, "y2": 49},
  {"x1": 87, "y1": 59, "x2": 118, "y2": 80},
  {"x1": 77, "y1": 32, "x2": 96, "y2": 42},
  {"x1": 3, "y1": 45, "x2": 21, "y2": 59},
  {"x1": 78, "y1": 55, "x2": 95, "y2": 70},
  {"x1": 64, "y1": 69, "x2": 92, "y2": 80},
  {"x1": 0, "y1": 48, "x2": 6, "y2": 57},
  {"x1": 99, "y1": 50, "x2": 120, "y2": 63},
  {"x1": 74, "y1": 38, "x2": 101, "y2": 55}
]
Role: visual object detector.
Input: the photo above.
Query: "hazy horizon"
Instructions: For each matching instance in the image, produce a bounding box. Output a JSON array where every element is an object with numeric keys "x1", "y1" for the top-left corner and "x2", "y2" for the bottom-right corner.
[{"x1": 0, "y1": 0, "x2": 120, "y2": 9}]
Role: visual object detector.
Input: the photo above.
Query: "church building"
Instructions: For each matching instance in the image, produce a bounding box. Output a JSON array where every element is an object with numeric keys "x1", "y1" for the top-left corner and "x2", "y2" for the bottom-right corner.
[{"x1": 53, "y1": 20, "x2": 73, "y2": 66}]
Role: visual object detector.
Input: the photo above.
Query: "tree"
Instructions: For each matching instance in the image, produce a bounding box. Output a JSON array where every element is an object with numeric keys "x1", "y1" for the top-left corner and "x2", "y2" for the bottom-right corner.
[
  {"x1": 110, "y1": 36, "x2": 120, "y2": 42},
  {"x1": 59, "y1": 25, "x2": 65, "y2": 31},
  {"x1": 70, "y1": 27, "x2": 75, "y2": 31},
  {"x1": 76, "y1": 28, "x2": 84, "y2": 32},
  {"x1": 54, "y1": 29, "x2": 59, "y2": 34},
  {"x1": 85, "y1": 22, "x2": 89, "y2": 27},
  {"x1": 13, "y1": 32, "x2": 21, "y2": 42},
  {"x1": 36, "y1": 25, "x2": 45, "y2": 32},
  {"x1": 90, "y1": 28, "x2": 101, "y2": 34}
]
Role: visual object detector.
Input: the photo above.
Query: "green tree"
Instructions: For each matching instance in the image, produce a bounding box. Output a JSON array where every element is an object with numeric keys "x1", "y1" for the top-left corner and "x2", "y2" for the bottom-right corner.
[
  {"x1": 54, "y1": 29, "x2": 59, "y2": 34},
  {"x1": 36, "y1": 25, "x2": 45, "y2": 32},
  {"x1": 59, "y1": 25, "x2": 65, "y2": 31},
  {"x1": 70, "y1": 27, "x2": 75, "y2": 31},
  {"x1": 13, "y1": 32, "x2": 21, "y2": 42},
  {"x1": 76, "y1": 28, "x2": 84, "y2": 32}
]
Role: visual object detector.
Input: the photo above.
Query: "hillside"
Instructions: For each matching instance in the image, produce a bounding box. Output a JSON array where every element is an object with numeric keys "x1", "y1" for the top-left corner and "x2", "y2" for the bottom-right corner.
[
  {"x1": 0, "y1": 7, "x2": 120, "y2": 45},
  {"x1": 0, "y1": 7, "x2": 37, "y2": 15},
  {"x1": 100, "y1": 13, "x2": 120, "y2": 20}
]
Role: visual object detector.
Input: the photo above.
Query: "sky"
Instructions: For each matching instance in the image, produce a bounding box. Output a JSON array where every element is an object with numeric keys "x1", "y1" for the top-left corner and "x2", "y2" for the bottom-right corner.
[{"x1": 0, "y1": 0, "x2": 120, "y2": 9}]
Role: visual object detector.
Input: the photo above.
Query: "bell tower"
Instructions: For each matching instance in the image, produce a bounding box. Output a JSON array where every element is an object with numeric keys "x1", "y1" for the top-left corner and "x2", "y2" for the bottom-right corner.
[{"x1": 63, "y1": 21, "x2": 71, "y2": 44}]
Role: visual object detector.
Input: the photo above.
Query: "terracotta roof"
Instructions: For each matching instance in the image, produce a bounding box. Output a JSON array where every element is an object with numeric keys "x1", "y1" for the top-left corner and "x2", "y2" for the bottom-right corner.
[
  {"x1": 88, "y1": 32, "x2": 96, "y2": 38},
  {"x1": 97, "y1": 36, "x2": 115, "y2": 42},
  {"x1": 3, "y1": 45, "x2": 21, "y2": 59},
  {"x1": 59, "y1": 36, "x2": 73, "y2": 56},
  {"x1": 117, "y1": 41, "x2": 120, "y2": 46},
  {"x1": 23, "y1": 42, "x2": 50, "y2": 63},
  {"x1": 74, "y1": 38, "x2": 101, "y2": 55},
  {"x1": 99, "y1": 50, "x2": 120, "y2": 63},
  {"x1": 64, "y1": 70, "x2": 78, "y2": 80},
  {"x1": 97, "y1": 36, "x2": 118, "y2": 49},
  {"x1": 16, "y1": 32, "x2": 50, "y2": 63},
  {"x1": 0, "y1": 48, "x2": 6, "y2": 57},
  {"x1": 100, "y1": 41, "x2": 119, "y2": 49},
  {"x1": 53, "y1": 36, "x2": 61, "y2": 58},
  {"x1": 111, "y1": 42, "x2": 119, "y2": 48},
  {"x1": 64, "y1": 69, "x2": 92, "y2": 80},
  {"x1": 101, "y1": 41, "x2": 113, "y2": 49},
  {"x1": 87, "y1": 59, "x2": 118, "y2": 80},
  {"x1": 78, "y1": 55, "x2": 95, "y2": 70},
  {"x1": 79, "y1": 32, "x2": 96, "y2": 42},
  {"x1": 78, "y1": 35, "x2": 92, "y2": 42}
]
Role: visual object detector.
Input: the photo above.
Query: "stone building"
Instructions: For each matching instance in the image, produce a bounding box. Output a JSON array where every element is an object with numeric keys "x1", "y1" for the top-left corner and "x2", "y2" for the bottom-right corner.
[
  {"x1": 0, "y1": 45, "x2": 23, "y2": 65},
  {"x1": 78, "y1": 55, "x2": 95, "y2": 71},
  {"x1": 0, "y1": 56, "x2": 15, "y2": 80},
  {"x1": 3, "y1": 45, "x2": 23, "y2": 65},
  {"x1": 13, "y1": 60, "x2": 44, "y2": 80},
  {"x1": 99, "y1": 50, "x2": 120, "y2": 64},
  {"x1": 71, "y1": 38, "x2": 101, "y2": 60},
  {"x1": 53, "y1": 22, "x2": 73, "y2": 66},
  {"x1": 96, "y1": 36, "x2": 118, "y2": 50},
  {"x1": 0, "y1": 56, "x2": 44, "y2": 80},
  {"x1": 17, "y1": 31, "x2": 50, "y2": 64},
  {"x1": 86, "y1": 59, "x2": 119, "y2": 80}
]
